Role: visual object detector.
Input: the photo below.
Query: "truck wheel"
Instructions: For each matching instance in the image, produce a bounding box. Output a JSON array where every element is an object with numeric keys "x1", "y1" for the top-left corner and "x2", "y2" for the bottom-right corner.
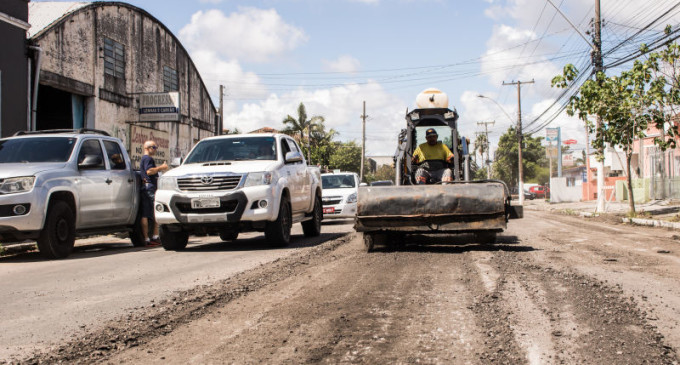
[
  {"x1": 363, "y1": 233, "x2": 375, "y2": 253},
  {"x1": 265, "y1": 197, "x2": 291, "y2": 247},
  {"x1": 301, "y1": 196, "x2": 322, "y2": 237},
  {"x1": 37, "y1": 201, "x2": 75, "y2": 259},
  {"x1": 129, "y1": 209, "x2": 146, "y2": 247},
  {"x1": 219, "y1": 230, "x2": 239, "y2": 241},
  {"x1": 160, "y1": 225, "x2": 188, "y2": 251},
  {"x1": 475, "y1": 231, "x2": 497, "y2": 244}
]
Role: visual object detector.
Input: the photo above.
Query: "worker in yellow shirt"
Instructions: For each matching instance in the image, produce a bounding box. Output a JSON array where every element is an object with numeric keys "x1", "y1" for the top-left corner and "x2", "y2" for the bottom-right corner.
[{"x1": 411, "y1": 128, "x2": 454, "y2": 184}]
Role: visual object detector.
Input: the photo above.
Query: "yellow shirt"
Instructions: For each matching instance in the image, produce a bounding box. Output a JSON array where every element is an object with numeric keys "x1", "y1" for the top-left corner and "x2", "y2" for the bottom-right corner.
[{"x1": 412, "y1": 142, "x2": 454, "y2": 163}]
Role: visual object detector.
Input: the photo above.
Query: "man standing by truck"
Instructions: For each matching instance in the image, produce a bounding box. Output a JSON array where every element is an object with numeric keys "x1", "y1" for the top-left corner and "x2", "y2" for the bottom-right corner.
[{"x1": 140, "y1": 140, "x2": 168, "y2": 246}]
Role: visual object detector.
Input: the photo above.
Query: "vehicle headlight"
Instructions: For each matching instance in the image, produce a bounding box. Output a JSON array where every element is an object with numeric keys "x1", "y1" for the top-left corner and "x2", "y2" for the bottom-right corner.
[
  {"x1": 0, "y1": 176, "x2": 35, "y2": 194},
  {"x1": 158, "y1": 176, "x2": 178, "y2": 191},
  {"x1": 244, "y1": 172, "x2": 273, "y2": 187},
  {"x1": 346, "y1": 192, "x2": 357, "y2": 204}
]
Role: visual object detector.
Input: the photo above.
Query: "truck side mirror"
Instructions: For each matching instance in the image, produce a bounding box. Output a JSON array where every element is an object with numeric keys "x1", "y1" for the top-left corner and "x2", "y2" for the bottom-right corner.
[
  {"x1": 171, "y1": 157, "x2": 182, "y2": 167},
  {"x1": 285, "y1": 151, "x2": 303, "y2": 163},
  {"x1": 78, "y1": 155, "x2": 103, "y2": 169}
]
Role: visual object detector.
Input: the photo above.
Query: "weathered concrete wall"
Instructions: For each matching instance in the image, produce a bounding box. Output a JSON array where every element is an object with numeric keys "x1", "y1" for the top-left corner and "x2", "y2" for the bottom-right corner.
[
  {"x1": 30, "y1": 2, "x2": 216, "y2": 158},
  {"x1": 550, "y1": 177, "x2": 582, "y2": 203}
]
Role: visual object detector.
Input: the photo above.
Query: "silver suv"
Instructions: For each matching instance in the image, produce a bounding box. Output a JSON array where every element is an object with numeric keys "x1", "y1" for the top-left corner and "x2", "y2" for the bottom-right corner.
[{"x1": 0, "y1": 129, "x2": 144, "y2": 259}]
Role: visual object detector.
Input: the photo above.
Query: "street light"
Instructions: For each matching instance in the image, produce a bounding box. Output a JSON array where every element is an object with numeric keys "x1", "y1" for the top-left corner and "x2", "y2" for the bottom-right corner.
[{"x1": 477, "y1": 94, "x2": 525, "y2": 205}]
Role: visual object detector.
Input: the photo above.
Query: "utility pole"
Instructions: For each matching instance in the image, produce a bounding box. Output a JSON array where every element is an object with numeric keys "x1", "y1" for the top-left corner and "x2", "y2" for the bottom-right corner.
[
  {"x1": 218, "y1": 85, "x2": 224, "y2": 135},
  {"x1": 360, "y1": 101, "x2": 367, "y2": 183},
  {"x1": 592, "y1": 0, "x2": 606, "y2": 211},
  {"x1": 503, "y1": 79, "x2": 534, "y2": 205},
  {"x1": 477, "y1": 120, "x2": 495, "y2": 179}
]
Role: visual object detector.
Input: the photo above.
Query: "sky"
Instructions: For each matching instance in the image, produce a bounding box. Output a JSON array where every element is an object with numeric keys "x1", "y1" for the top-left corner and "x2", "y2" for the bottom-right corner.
[{"x1": 32, "y1": 0, "x2": 680, "y2": 157}]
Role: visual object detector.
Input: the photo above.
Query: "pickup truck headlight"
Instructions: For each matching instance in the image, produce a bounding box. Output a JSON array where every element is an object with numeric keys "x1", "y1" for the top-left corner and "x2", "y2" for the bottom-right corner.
[
  {"x1": 346, "y1": 192, "x2": 357, "y2": 204},
  {"x1": 158, "y1": 176, "x2": 178, "y2": 191},
  {"x1": 0, "y1": 176, "x2": 35, "y2": 194},
  {"x1": 244, "y1": 172, "x2": 273, "y2": 187}
]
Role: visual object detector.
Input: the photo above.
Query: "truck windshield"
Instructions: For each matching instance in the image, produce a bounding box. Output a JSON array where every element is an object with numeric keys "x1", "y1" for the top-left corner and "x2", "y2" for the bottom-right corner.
[
  {"x1": 0, "y1": 137, "x2": 77, "y2": 163},
  {"x1": 322, "y1": 175, "x2": 356, "y2": 189},
  {"x1": 184, "y1": 136, "x2": 277, "y2": 163}
]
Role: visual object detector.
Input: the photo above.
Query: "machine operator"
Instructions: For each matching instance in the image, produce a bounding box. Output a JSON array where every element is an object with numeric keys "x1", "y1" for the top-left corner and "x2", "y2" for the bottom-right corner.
[{"x1": 411, "y1": 128, "x2": 454, "y2": 184}]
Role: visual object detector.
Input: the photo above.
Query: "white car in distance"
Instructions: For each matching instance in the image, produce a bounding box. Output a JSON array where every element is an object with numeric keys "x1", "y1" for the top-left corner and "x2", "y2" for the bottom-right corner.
[{"x1": 320, "y1": 172, "x2": 359, "y2": 219}]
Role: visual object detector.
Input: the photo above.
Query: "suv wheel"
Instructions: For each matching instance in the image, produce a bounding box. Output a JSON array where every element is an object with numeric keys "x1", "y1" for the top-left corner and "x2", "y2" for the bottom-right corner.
[
  {"x1": 37, "y1": 201, "x2": 76, "y2": 259},
  {"x1": 301, "y1": 196, "x2": 322, "y2": 237},
  {"x1": 160, "y1": 225, "x2": 189, "y2": 251},
  {"x1": 219, "y1": 230, "x2": 239, "y2": 241},
  {"x1": 265, "y1": 196, "x2": 291, "y2": 247}
]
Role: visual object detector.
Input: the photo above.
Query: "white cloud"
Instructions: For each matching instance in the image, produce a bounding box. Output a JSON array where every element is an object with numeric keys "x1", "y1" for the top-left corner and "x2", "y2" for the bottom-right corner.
[
  {"x1": 198, "y1": 0, "x2": 223, "y2": 4},
  {"x1": 348, "y1": 0, "x2": 380, "y2": 4},
  {"x1": 189, "y1": 50, "x2": 267, "y2": 106},
  {"x1": 179, "y1": 8, "x2": 308, "y2": 63},
  {"x1": 322, "y1": 55, "x2": 361, "y2": 74},
  {"x1": 224, "y1": 81, "x2": 407, "y2": 156}
]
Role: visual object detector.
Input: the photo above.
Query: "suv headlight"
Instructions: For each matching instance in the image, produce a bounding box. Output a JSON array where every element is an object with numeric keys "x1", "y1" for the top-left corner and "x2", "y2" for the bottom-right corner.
[
  {"x1": 0, "y1": 176, "x2": 35, "y2": 194},
  {"x1": 346, "y1": 192, "x2": 357, "y2": 204},
  {"x1": 244, "y1": 172, "x2": 273, "y2": 187},
  {"x1": 158, "y1": 176, "x2": 178, "y2": 191}
]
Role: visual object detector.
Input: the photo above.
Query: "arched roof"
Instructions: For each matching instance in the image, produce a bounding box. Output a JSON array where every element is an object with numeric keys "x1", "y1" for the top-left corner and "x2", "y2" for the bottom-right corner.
[{"x1": 28, "y1": 1, "x2": 216, "y2": 111}]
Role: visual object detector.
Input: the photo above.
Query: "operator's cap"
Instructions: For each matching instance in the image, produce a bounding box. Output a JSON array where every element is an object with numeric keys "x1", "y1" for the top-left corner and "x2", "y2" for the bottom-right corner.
[{"x1": 425, "y1": 128, "x2": 438, "y2": 137}]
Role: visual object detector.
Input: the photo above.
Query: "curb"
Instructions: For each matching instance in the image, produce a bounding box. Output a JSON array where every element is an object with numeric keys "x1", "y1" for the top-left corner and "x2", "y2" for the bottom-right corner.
[{"x1": 622, "y1": 217, "x2": 680, "y2": 229}]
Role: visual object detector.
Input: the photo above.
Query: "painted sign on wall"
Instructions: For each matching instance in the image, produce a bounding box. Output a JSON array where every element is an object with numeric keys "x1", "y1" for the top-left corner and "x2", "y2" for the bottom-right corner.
[{"x1": 129, "y1": 124, "x2": 169, "y2": 169}]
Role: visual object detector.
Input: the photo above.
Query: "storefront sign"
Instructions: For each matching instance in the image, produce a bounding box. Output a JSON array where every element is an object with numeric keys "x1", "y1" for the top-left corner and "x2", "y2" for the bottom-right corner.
[
  {"x1": 129, "y1": 124, "x2": 169, "y2": 169},
  {"x1": 139, "y1": 92, "x2": 180, "y2": 122}
]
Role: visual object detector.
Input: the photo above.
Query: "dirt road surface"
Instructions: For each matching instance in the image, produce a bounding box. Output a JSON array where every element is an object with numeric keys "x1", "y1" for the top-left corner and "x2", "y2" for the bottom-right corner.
[{"x1": 4, "y1": 210, "x2": 680, "y2": 364}]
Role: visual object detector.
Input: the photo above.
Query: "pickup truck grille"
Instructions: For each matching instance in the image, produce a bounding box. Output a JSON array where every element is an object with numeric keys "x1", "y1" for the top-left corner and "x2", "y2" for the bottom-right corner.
[
  {"x1": 177, "y1": 175, "x2": 243, "y2": 191},
  {"x1": 322, "y1": 196, "x2": 343, "y2": 205}
]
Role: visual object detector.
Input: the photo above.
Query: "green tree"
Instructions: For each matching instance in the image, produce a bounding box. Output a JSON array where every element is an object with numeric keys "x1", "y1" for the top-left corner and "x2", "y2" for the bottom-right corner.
[
  {"x1": 281, "y1": 103, "x2": 325, "y2": 163},
  {"x1": 308, "y1": 121, "x2": 338, "y2": 167},
  {"x1": 328, "y1": 141, "x2": 362, "y2": 173},
  {"x1": 492, "y1": 127, "x2": 547, "y2": 189},
  {"x1": 552, "y1": 30, "x2": 679, "y2": 213},
  {"x1": 365, "y1": 164, "x2": 395, "y2": 184}
]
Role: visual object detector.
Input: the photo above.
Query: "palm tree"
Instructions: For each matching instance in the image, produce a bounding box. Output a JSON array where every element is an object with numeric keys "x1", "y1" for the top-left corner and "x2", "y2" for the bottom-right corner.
[
  {"x1": 475, "y1": 134, "x2": 488, "y2": 162},
  {"x1": 281, "y1": 103, "x2": 325, "y2": 163}
]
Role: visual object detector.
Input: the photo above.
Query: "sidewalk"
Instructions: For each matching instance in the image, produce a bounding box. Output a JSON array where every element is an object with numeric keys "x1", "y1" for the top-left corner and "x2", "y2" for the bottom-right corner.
[{"x1": 524, "y1": 198, "x2": 680, "y2": 229}]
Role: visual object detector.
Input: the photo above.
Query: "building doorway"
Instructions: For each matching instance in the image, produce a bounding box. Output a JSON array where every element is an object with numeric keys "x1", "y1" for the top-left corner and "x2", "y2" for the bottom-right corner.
[{"x1": 36, "y1": 85, "x2": 86, "y2": 130}]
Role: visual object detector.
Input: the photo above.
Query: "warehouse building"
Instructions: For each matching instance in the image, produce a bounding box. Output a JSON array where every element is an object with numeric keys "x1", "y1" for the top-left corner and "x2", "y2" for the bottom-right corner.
[
  {"x1": 0, "y1": 0, "x2": 31, "y2": 137},
  {"x1": 26, "y1": 1, "x2": 219, "y2": 165}
]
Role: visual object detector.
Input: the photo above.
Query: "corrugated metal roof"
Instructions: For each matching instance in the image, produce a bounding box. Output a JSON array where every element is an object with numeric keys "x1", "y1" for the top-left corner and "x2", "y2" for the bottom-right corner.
[{"x1": 28, "y1": 2, "x2": 89, "y2": 38}]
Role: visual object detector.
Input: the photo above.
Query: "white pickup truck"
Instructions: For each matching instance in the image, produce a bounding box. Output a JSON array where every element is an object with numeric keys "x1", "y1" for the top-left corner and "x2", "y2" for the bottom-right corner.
[{"x1": 154, "y1": 133, "x2": 323, "y2": 249}]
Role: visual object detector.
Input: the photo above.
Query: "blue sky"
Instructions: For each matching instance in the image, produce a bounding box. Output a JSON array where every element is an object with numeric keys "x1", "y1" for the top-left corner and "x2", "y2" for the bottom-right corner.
[{"x1": 32, "y1": 0, "x2": 680, "y2": 156}]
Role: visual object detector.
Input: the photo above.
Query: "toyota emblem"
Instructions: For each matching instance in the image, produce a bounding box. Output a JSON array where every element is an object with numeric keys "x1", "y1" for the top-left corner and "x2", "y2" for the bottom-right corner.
[{"x1": 201, "y1": 176, "x2": 214, "y2": 185}]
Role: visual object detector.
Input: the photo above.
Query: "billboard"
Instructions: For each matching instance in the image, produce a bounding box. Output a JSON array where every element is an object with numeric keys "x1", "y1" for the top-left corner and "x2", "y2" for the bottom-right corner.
[
  {"x1": 139, "y1": 92, "x2": 180, "y2": 122},
  {"x1": 546, "y1": 128, "x2": 559, "y2": 142}
]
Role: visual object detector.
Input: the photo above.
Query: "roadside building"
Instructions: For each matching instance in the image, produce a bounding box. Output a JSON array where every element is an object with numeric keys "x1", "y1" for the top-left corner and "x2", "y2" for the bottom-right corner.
[
  {"x1": 26, "y1": 1, "x2": 219, "y2": 165},
  {"x1": 367, "y1": 155, "x2": 394, "y2": 173},
  {"x1": 0, "y1": 0, "x2": 31, "y2": 137}
]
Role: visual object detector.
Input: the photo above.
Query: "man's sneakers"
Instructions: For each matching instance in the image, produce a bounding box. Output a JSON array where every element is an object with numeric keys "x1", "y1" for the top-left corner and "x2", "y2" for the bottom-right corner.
[{"x1": 146, "y1": 236, "x2": 162, "y2": 247}]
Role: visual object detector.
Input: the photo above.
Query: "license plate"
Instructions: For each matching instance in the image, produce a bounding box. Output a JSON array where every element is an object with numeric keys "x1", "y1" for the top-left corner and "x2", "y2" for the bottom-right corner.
[
  {"x1": 191, "y1": 197, "x2": 220, "y2": 209},
  {"x1": 323, "y1": 207, "x2": 335, "y2": 214}
]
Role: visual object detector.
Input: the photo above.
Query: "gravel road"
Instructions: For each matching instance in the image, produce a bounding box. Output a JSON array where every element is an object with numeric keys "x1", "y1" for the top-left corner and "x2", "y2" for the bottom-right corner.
[{"x1": 5, "y1": 211, "x2": 680, "y2": 364}]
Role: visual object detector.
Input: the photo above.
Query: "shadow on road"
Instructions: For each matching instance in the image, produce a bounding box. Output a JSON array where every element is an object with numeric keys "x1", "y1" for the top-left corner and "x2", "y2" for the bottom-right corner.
[
  {"x1": 0, "y1": 241, "x2": 153, "y2": 263},
  {"x1": 370, "y1": 233, "x2": 536, "y2": 254},
  {"x1": 0, "y1": 231, "x2": 351, "y2": 262},
  {"x1": 182, "y1": 232, "x2": 347, "y2": 252}
]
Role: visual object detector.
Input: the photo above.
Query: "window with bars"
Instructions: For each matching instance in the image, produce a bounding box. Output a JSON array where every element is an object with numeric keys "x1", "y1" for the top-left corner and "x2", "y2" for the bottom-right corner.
[
  {"x1": 103, "y1": 38, "x2": 125, "y2": 79},
  {"x1": 163, "y1": 66, "x2": 178, "y2": 92}
]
